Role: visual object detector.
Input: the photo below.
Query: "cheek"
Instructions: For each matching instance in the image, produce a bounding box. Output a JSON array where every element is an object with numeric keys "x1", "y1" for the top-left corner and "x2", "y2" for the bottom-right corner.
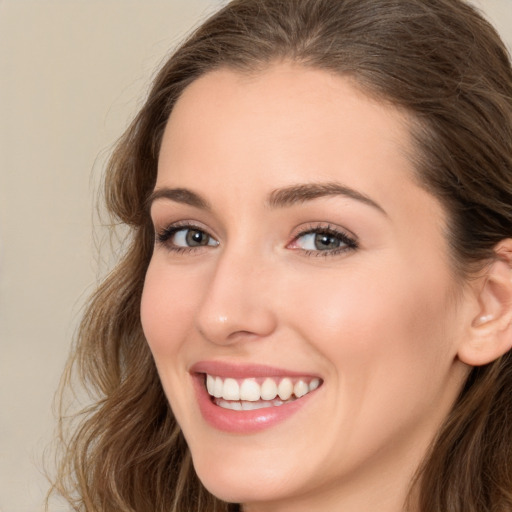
[
  {"x1": 282, "y1": 262, "x2": 462, "y2": 473},
  {"x1": 285, "y1": 262, "x2": 458, "y2": 411},
  {"x1": 140, "y1": 259, "x2": 199, "y2": 358},
  {"x1": 140, "y1": 259, "x2": 207, "y2": 429}
]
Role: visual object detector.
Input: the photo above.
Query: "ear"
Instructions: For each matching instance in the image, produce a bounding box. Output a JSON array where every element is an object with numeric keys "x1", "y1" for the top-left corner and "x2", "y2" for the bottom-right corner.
[{"x1": 458, "y1": 239, "x2": 512, "y2": 367}]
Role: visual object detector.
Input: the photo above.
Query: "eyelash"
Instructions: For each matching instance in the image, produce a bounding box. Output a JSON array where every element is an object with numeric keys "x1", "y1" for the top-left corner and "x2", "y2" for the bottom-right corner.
[
  {"x1": 292, "y1": 223, "x2": 359, "y2": 258},
  {"x1": 156, "y1": 222, "x2": 215, "y2": 254},
  {"x1": 155, "y1": 222, "x2": 359, "y2": 257}
]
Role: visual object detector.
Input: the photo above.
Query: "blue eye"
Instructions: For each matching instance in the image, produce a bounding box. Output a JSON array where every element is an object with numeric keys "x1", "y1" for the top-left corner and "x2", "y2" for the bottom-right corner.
[
  {"x1": 291, "y1": 226, "x2": 358, "y2": 255},
  {"x1": 157, "y1": 225, "x2": 219, "y2": 251}
]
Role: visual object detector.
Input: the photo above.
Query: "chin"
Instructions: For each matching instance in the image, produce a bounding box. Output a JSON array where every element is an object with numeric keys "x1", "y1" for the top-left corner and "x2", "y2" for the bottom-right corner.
[{"x1": 191, "y1": 447, "x2": 299, "y2": 505}]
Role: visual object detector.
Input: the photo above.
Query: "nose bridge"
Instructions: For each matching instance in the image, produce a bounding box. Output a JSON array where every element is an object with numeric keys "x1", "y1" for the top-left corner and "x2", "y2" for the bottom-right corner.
[{"x1": 195, "y1": 243, "x2": 278, "y2": 345}]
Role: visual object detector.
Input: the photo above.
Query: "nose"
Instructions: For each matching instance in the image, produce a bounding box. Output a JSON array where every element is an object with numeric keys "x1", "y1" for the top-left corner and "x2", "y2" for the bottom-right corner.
[{"x1": 194, "y1": 248, "x2": 278, "y2": 345}]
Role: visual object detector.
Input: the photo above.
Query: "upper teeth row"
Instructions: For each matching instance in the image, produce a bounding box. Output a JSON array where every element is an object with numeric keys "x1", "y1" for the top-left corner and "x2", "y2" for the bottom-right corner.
[{"x1": 205, "y1": 375, "x2": 321, "y2": 402}]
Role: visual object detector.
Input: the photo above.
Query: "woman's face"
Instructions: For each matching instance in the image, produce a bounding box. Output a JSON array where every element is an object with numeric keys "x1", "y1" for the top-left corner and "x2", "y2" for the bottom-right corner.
[{"x1": 141, "y1": 64, "x2": 471, "y2": 511}]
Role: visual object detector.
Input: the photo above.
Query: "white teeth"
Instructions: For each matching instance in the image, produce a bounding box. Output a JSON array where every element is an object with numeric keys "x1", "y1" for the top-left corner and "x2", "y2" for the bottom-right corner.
[
  {"x1": 240, "y1": 378, "x2": 261, "y2": 401},
  {"x1": 222, "y1": 378, "x2": 239, "y2": 400},
  {"x1": 213, "y1": 376, "x2": 223, "y2": 398},
  {"x1": 309, "y1": 378, "x2": 320, "y2": 391},
  {"x1": 217, "y1": 399, "x2": 284, "y2": 411},
  {"x1": 241, "y1": 400, "x2": 270, "y2": 410},
  {"x1": 206, "y1": 374, "x2": 215, "y2": 395},
  {"x1": 217, "y1": 399, "x2": 243, "y2": 411},
  {"x1": 294, "y1": 380, "x2": 309, "y2": 398},
  {"x1": 205, "y1": 374, "x2": 322, "y2": 403},
  {"x1": 260, "y1": 378, "x2": 278, "y2": 400},
  {"x1": 278, "y1": 378, "x2": 294, "y2": 400}
]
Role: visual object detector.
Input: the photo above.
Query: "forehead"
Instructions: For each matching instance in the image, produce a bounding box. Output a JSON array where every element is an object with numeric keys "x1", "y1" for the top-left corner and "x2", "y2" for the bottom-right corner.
[
  {"x1": 158, "y1": 63, "x2": 421, "y2": 208},
  {"x1": 166, "y1": 63, "x2": 411, "y2": 144}
]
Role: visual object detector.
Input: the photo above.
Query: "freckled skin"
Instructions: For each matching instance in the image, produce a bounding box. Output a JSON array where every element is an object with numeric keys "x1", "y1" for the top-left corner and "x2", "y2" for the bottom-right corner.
[{"x1": 141, "y1": 63, "x2": 472, "y2": 512}]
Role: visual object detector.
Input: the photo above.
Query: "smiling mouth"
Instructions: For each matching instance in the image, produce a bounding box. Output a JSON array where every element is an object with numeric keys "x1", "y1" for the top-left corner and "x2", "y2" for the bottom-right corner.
[{"x1": 204, "y1": 374, "x2": 322, "y2": 411}]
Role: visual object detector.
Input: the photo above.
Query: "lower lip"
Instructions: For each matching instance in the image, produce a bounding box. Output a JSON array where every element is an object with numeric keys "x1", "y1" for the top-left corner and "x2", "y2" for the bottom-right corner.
[{"x1": 192, "y1": 374, "x2": 317, "y2": 433}]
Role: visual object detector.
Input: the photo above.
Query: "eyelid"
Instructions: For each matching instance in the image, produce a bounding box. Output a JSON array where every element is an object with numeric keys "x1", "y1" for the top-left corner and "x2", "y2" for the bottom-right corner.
[{"x1": 289, "y1": 222, "x2": 358, "y2": 242}]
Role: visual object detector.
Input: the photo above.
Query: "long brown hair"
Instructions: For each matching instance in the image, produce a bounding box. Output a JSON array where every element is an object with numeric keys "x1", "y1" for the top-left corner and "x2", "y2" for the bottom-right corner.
[{"x1": 49, "y1": 1, "x2": 512, "y2": 511}]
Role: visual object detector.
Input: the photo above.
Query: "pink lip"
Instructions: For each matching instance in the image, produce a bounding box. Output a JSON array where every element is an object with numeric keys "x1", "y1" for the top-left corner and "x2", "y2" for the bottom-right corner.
[
  {"x1": 190, "y1": 361, "x2": 322, "y2": 434},
  {"x1": 190, "y1": 360, "x2": 320, "y2": 379}
]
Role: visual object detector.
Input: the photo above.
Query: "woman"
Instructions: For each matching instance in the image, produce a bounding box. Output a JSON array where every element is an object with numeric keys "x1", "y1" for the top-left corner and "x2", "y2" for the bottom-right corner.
[{"x1": 50, "y1": 0, "x2": 512, "y2": 511}]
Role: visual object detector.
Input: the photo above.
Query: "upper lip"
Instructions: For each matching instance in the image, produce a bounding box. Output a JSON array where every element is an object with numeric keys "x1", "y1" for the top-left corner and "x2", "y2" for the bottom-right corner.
[{"x1": 190, "y1": 360, "x2": 321, "y2": 380}]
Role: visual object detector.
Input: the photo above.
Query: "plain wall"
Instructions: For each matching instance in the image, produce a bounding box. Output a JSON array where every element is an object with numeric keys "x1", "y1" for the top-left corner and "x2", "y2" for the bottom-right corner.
[{"x1": 0, "y1": 1, "x2": 511, "y2": 511}]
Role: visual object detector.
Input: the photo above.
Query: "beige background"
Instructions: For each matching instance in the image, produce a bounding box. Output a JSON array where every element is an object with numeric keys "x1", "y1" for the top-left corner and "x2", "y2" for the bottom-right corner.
[{"x1": 0, "y1": 1, "x2": 511, "y2": 511}]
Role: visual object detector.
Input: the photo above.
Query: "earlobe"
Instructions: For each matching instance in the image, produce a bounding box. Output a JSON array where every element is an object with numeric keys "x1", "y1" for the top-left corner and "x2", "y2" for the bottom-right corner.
[{"x1": 458, "y1": 240, "x2": 512, "y2": 367}]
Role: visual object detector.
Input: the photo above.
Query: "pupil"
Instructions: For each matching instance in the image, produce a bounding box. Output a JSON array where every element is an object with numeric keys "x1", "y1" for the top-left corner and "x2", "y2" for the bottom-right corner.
[
  {"x1": 314, "y1": 233, "x2": 339, "y2": 250},
  {"x1": 186, "y1": 229, "x2": 208, "y2": 246}
]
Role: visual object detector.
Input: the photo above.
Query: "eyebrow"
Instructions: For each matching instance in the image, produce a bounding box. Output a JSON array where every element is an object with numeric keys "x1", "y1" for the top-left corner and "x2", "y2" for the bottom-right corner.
[
  {"x1": 266, "y1": 182, "x2": 387, "y2": 215},
  {"x1": 147, "y1": 182, "x2": 386, "y2": 216},
  {"x1": 147, "y1": 187, "x2": 212, "y2": 211}
]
